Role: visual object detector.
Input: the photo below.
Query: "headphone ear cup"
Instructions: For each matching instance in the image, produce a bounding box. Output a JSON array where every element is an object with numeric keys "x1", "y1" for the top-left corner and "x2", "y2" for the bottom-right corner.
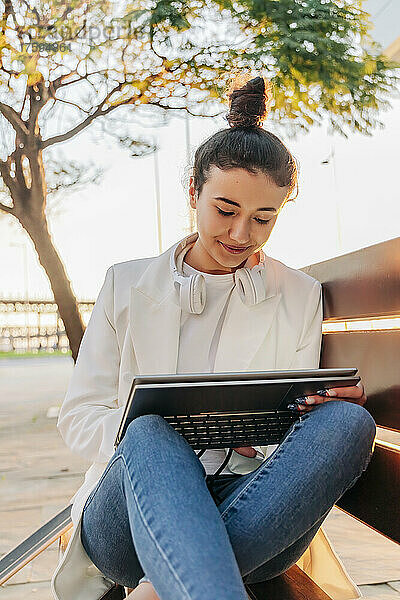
[
  {"x1": 180, "y1": 273, "x2": 206, "y2": 314},
  {"x1": 191, "y1": 274, "x2": 206, "y2": 314},
  {"x1": 234, "y1": 267, "x2": 266, "y2": 306}
]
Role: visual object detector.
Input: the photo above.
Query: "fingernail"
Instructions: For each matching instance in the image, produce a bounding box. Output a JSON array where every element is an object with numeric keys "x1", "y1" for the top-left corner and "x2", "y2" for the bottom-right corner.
[
  {"x1": 326, "y1": 389, "x2": 337, "y2": 397},
  {"x1": 316, "y1": 389, "x2": 329, "y2": 396},
  {"x1": 305, "y1": 397, "x2": 315, "y2": 404},
  {"x1": 295, "y1": 396, "x2": 308, "y2": 404},
  {"x1": 288, "y1": 403, "x2": 303, "y2": 411}
]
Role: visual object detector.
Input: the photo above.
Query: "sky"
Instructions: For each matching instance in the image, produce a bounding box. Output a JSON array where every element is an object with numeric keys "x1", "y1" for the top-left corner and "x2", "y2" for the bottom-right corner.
[{"x1": 1, "y1": 2, "x2": 399, "y2": 301}]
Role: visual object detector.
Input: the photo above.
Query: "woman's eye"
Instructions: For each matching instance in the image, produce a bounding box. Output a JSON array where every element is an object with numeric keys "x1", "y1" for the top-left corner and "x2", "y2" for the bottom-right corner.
[
  {"x1": 216, "y1": 207, "x2": 270, "y2": 225},
  {"x1": 216, "y1": 207, "x2": 234, "y2": 217}
]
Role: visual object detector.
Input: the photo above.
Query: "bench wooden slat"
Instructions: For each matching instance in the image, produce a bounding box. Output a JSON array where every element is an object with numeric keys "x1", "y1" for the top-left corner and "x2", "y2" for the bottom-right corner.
[
  {"x1": 300, "y1": 237, "x2": 400, "y2": 319},
  {"x1": 245, "y1": 564, "x2": 333, "y2": 600},
  {"x1": 336, "y1": 443, "x2": 400, "y2": 543},
  {"x1": 320, "y1": 331, "x2": 400, "y2": 431}
]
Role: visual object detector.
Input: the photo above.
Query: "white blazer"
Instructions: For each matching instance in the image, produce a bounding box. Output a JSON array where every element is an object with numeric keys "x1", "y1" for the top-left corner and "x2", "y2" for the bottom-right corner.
[{"x1": 51, "y1": 233, "x2": 361, "y2": 600}]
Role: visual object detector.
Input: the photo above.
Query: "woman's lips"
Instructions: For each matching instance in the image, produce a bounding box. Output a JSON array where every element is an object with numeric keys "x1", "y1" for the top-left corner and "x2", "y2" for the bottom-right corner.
[{"x1": 219, "y1": 241, "x2": 250, "y2": 254}]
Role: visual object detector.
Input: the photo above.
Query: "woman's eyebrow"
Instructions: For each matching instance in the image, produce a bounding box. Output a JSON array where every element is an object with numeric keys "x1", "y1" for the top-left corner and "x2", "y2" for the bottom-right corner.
[{"x1": 214, "y1": 196, "x2": 278, "y2": 213}]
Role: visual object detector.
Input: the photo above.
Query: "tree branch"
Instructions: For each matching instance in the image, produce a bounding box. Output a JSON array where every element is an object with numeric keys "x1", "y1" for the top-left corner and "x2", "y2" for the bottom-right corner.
[
  {"x1": 0, "y1": 102, "x2": 29, "y2": 136},
  {"x1": 20, "y1": 0, "x2": 40, "y2": 24},
  {"x1": 0, "y1": 65, "x2": 20, "y2": 78},
  {"x1": 12, "y1": 145, "x2": 27, "y2": 190},
  {"x1": 0, "y1": 201, "x2": 14, "y2": 215},
  {"x1": 53, "y1": 69, "x2": 110, "y2": 90},
  {"x1": 40, "y1": 106, "x2": 106, "y2": 149},
  {"x1": 5, "y1": 0, "x2": 31, "y2": 48},
  {"x1": 54, "y1": 97, "x2": 91, "y2": 114},
  {"x1": 41, "y1": 67, "x2": 184, "y2": 149},
  {"x1": 19, "y1": 81, "x2": 29, "y2": 119},
  {"x1": 143, "y1": 101, "x2": 225, "y2": 119},
  {"x1": 41, "y1": 80, "x2": 133, "y2": 149},
  {"x1": 0, "y1": 157, "x2": 19, "y2": 199},
  {"x1": 51, "y1": 71, "x2": 84, "y2": 92}
]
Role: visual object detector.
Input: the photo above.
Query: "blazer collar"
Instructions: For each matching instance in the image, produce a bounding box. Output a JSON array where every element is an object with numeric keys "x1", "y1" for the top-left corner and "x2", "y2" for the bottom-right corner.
[{"x1": 129, "y1": 232, "x2": 281, "y2": 375}]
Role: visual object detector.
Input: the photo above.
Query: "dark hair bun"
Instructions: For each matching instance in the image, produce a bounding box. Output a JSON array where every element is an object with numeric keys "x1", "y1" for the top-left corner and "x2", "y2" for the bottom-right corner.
[{"x1": 226, "y1": 75, "x2": 271, "y2": 129}]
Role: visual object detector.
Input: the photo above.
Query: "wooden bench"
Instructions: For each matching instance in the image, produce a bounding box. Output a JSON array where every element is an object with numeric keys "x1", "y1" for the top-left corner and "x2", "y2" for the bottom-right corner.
[{"x1": 1, "y1": 237, "x2": 399, "y2": 599}]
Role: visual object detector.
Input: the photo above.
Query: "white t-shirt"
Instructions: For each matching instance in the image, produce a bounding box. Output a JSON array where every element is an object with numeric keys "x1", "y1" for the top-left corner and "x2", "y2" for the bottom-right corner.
[{"x1": 177, "y1": 259, "x2": 236, "y2": 475}]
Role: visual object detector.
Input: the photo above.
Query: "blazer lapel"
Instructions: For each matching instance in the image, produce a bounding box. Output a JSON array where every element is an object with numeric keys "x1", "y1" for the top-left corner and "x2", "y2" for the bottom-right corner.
[
  {"x1": 129, "y1": 288, "x2": 181, "y2": 375},
  {"x1": 129, "y1": 238, "x2": 282, "y2": 376},
  {"x1": 129, "y1": 246, "x2": 182, "y2": 375}
]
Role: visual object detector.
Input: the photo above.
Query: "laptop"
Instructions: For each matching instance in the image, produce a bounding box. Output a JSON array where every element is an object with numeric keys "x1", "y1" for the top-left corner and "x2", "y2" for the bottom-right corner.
[{"x1": 114, "y1": 368, "x2": 360, "y2": 452}]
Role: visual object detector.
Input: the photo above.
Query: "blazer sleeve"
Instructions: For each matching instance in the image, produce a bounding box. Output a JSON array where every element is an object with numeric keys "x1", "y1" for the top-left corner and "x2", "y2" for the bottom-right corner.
[
  {"x1": 290, "y1": 279, "x2": 323, "y2": 370},
  {"x1": 57, "y1": 265, "x2": 125, "y2": 464}
]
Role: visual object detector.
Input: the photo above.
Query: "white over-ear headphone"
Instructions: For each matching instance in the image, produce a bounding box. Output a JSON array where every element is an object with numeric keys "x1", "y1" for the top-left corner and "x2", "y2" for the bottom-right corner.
[{"x1": 170, "y1": 232, "x2": 267, "y2": 314}]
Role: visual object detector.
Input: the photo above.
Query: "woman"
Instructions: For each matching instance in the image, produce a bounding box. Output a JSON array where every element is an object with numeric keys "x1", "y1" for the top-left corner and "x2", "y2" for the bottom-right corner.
[{"x1": 51, "y1": 75, "x2": 376, "y2": 600}]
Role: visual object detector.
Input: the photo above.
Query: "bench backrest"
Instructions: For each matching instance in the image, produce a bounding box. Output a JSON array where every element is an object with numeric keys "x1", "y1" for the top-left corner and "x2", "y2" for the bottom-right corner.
[{"x1": 300, "y1": 236, "x2": 400, "y2": 543}]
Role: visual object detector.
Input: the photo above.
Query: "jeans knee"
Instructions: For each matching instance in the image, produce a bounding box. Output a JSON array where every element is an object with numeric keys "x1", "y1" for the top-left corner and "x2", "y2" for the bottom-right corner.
[
  {"x1": 325, "y1": 400, "x2": 376, "y2": 456},
  {"x1": 343, "y1": 401, "x2": 375, "y2": 443},
  {"x1": 120, "y1": 413, "x2": 204, "y2": 476},
  {"x1": 122, "y1": 414, "x2": 168, "y2": 447},
  {"x1": 128, "y1": 413, "x2": 166, "y2": 431}
]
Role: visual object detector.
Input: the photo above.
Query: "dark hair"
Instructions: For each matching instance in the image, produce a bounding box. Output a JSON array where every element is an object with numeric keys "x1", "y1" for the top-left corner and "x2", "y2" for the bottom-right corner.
[{"x1": 191, "y1": 75, "x2": 298, "y2": 206}]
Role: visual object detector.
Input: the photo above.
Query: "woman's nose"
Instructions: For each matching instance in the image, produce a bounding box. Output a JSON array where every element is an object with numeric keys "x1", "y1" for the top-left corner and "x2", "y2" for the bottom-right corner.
[{"x1": 228, "y1": 224, "x2": 251, "y2": 245}]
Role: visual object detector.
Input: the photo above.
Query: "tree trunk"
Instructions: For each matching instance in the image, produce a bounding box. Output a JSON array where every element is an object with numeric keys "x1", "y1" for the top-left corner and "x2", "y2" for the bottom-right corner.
[{"x1": 18, "y1": 211, "x2": 85, "y2": 362}]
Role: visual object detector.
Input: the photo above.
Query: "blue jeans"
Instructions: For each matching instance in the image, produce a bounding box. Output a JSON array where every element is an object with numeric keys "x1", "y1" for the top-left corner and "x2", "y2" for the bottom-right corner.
[{"x1": 81, "y1": 401, "x2": 376, "y2": 600}]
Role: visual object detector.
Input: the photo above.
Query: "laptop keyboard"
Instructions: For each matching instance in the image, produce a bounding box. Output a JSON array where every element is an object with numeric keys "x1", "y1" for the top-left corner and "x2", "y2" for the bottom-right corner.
[{"x1": 163, "y1": 411, "x2": 299, "y2": 450}]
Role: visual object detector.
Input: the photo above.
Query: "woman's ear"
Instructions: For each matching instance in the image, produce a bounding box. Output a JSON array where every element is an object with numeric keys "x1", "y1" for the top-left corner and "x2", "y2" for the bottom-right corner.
[{"x1": 188, "y1": 177, "x2": 198, "y2": 210}]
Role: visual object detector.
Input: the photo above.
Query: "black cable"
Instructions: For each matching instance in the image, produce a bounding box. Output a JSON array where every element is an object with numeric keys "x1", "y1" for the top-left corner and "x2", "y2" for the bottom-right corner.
[
  {"x1": 196, "y1": 447, "x2": 233, "y2": 477},
  {"x1": 212, "y1": 448, "x2": 233, "y2": 476},
  {"x1": 203, "y1": 448, "x2": 234, "y2": 503}
]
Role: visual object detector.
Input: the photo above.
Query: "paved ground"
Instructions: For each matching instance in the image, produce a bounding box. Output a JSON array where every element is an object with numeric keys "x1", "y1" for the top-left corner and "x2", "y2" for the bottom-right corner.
[{"x1": 0, "y1": 356, "x2": 399, "y2": 599}]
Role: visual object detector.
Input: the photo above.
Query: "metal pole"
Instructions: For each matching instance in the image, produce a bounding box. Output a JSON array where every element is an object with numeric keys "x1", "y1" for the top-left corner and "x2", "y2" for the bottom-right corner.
[
  {"x1": 184, "y1": 111, "x2": 196, "y2": 234},
  {"x1": 11, "y1": 242, "x2": 30, "y2": 352},
  {"x1": 330, "y1": 145, "x2": 343, "y2": 253},
  {"x1": 321, "y1": 144, "x2": 343, "y2": 254},
  {"x1": 22, "y1": 244, "x2": 30, "y2": 352},
  {"x1": 153, "y1": 143, "x2": 162, "y2": 254}
]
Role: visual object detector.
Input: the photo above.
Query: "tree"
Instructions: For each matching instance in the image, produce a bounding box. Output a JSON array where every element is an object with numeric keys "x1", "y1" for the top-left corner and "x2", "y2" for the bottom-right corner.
[{"x1": 0, "y1": 0, "x2": 398, "y2": 361}]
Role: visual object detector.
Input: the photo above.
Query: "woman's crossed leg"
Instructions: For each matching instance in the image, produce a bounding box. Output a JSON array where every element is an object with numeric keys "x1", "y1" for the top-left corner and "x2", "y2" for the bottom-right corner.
[{"x1": 81, "y1": 401, "x2": 376, "y2": 599}]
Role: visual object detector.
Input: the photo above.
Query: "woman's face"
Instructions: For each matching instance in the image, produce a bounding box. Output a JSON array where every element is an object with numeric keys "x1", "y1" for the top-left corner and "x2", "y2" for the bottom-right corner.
[{"x1": 188, "y1": 166, "x2": 289, "y2": 274}]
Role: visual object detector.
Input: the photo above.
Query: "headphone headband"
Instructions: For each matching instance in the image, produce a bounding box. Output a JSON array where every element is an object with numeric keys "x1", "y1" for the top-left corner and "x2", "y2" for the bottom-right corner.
[{"x1": 170, "y1": 232, "x2": 267, "y2": 313}]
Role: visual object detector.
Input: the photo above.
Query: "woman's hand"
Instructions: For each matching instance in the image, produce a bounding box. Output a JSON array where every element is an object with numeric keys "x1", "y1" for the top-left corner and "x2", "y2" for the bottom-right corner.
[
  {"x1": 232, "y1": 382, "x2": 366, "y2": 453},
  {"x1": 293, "y1": 380, "x2": 367, "y2": 412},
  {"x1": 232, "y1": 446, "x2": 257, "y2": 457}
]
